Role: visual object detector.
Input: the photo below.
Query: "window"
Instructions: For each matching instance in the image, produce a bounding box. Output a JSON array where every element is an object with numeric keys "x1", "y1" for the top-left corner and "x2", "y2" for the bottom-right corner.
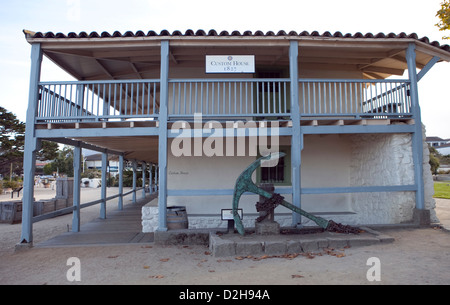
[
  {"x1": 261, "y1": 154, "x2": 285, "y2": 183},
  {"x1": 256, "y1": 147, "x2": 291, "y2": 186}
]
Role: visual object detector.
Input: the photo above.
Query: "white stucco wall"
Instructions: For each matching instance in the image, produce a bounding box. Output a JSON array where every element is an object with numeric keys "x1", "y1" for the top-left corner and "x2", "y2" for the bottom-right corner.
[{"x1": 301, "y1": 134, "x2": 352, "y2": 213}]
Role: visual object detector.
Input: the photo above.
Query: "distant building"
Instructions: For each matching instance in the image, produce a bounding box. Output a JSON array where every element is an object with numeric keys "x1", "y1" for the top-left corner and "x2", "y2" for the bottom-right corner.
[
  {"x1": 85, "y1": 153, "x2": 120, "y2": 176},
  {"x1": 426, "y1": 136, "x2": 450, "y2": 148}
]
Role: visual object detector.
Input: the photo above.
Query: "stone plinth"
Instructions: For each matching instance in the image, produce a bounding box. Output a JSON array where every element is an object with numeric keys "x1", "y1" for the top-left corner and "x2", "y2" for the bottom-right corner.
[{"x1": 255, "y1": 221, "x2": 280, "y2": 235}]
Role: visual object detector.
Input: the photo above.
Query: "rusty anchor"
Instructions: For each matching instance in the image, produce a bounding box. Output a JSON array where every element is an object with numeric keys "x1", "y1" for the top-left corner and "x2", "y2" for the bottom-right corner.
[{"x1": 232, "y1": 152, "x2": 361, "y2": 235}]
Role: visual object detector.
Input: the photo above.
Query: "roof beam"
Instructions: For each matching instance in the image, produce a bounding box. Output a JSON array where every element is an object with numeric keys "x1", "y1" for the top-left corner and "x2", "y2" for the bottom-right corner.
[
  {"x1": 93, "y1": 49, "x2": 160, "y2": 58},
  {"x1": 94, "y1": 59, "x2": 115, "y2": 79},
  {"x1": 44, "y1": 137, "x2": 124, "y2": 156},
  {"x1": 363, "y1": 72, "x2": 385, "y2": 79},
  {"x1": 169, "y1": 51, "x2": 179, "y2": 64},
  {"x1": 360, "y1": 65, "x2": 405, "y2": 76},
  {"x1": 300, "y1": 56, "x2": 376, "y2": 65},
  {"x1": 129, "y1": 62, "x2": 143, "y2": 79},
  {"x1": 357, "y1": 49, "x2": 404, "y2": 70},
  {"x1": 417, "y1": 56, "x2": 440, "y2": 82}
]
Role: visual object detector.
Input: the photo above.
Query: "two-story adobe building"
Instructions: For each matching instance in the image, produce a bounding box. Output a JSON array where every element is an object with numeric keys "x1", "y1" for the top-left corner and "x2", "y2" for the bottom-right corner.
[{"x1": 19, "y1": 29, "x2": 450, "y2": 246}]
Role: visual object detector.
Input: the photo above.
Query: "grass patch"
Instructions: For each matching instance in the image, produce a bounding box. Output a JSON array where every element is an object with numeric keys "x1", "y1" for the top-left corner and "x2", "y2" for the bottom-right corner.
[{"x1": 434, "y1": 182, "x2": 450, "y2": 199}]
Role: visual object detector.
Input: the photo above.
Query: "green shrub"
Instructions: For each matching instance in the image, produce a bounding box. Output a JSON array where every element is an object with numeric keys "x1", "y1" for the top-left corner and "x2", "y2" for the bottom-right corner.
[{"x1": 2, "y1": 180, "x2": 21, "y2": 189}]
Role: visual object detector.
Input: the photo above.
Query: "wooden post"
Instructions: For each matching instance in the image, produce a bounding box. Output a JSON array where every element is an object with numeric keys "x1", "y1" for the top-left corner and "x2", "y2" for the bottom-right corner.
[
  {"x1": 118, "y1": 155, "x2": 124, "y2": 210},
  {"x1": 72, "y1": 144, "x2": 82, "y2": 232},
  {"x1": 406, "y1": 43, "x2": 425, "y2": 211},
  {"x1": 19, "y1": 43, "x2": 42, "y2": 246},
  {"x1": 158, "y1": 40, "x2": 169, "y2": 231},
  {"x1": 289, "y1": 40, "x2": 303, "y2": 227},
  {"x1": 100, "y1": 152, "x2": 108, "y2": 219},
  {"x1": 149, "y1": 163, "x2": 153, "y2": 194},
  {"x1": 132, "y1": 160, "x2": 137, "y2": 203},
  {"x1": 142, "y1": 162, "x2": 147, "y2": 199}
]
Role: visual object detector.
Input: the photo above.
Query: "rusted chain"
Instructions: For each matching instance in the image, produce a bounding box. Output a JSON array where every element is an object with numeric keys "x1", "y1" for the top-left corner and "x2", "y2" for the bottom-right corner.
[
  {"x1": 255, "y1": 193, "x2": 284, "y2": 222},
  {"x1": 326, "y1": 220, "x2": 362, "y2": 234}
]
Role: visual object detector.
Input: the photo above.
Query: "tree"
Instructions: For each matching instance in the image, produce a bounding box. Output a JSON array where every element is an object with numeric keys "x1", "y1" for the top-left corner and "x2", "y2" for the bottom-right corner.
[
  {"x1": 0, "y1": 107, "x2": 25, "y2": 177},
  {"x1": 436, "y1": 0, "x2": 450, "y2": 40},
  {"x1": 46, "y1": 146, "x2": 74, "y2": 177},
  {"x1": 37, "y1": 141, "x2": 59, "y2": 161},
  {"x1": 429, "y1": 146, "x2": 440, "y2": 175},
  {"x1": 0, "y1": 106, "x2": 59, "y2": 178}
]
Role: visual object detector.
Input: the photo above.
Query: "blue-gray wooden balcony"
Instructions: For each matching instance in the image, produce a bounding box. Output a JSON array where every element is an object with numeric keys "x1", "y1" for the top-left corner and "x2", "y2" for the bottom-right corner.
[{"x1": 36, "y1": 78, "x2": 413, "y2": 124}]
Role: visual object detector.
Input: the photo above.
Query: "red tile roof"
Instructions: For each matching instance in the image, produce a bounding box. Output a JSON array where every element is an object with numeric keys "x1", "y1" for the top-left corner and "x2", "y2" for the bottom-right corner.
[{"x1": 25, "y1": 29, "x2": 450, "y2": 53}]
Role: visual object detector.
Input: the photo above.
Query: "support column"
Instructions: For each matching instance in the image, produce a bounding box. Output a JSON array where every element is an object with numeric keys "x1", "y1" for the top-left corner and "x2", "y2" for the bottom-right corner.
[
  {"x1": 289, "y1": 40, "x2": 302, "y2": 227},
  {"x1": 20, "y1": 138, "x2": 40, "y2": 245},
  {"x1": 158, "y1": 40, "x2": 169, "y2": 231},
  {"x1": 149, "y1": 163, "x2": 153, "y2": 195},
  {"x1": 118, "y1": 155, "x2": 124, "y2": 210},
  {"x1": 19, "y1": 43, "x2": 43, "y2": 246},
  {"x1": 100, "y1": 152, "x2": 107, "y2": 219},
  {"x1": 72, "y1": 144, "x2": 82, "y2": 232},
  {"x1": 132, "y1": 161, "x2": 137, "y2": 203},
  {"x1": 155, "y1": 165, "x2": 159, "y2": 192},
  {"x1": 142, "y1": 162, "x2": 147, "y2": 199},
  {"x1": 406, "y1": 43, "x2": 425, "y2": 211}
]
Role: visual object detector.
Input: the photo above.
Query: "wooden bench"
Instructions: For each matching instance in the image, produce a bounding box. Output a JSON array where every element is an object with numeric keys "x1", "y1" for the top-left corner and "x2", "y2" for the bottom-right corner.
[{"x1": 11, "y1": 187, "x2": 23, "y2": 198}]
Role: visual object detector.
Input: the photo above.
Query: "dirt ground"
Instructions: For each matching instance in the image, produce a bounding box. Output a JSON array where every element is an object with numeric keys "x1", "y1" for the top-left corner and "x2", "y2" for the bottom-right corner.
[{"x1": 0, "y1": 188, "x2": 449, "y2": 285}]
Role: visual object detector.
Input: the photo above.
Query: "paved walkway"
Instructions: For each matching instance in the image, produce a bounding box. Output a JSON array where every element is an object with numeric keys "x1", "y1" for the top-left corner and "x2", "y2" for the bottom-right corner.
[{"x1": 36, "y1": 192, "x2": 157, "y2": 247}]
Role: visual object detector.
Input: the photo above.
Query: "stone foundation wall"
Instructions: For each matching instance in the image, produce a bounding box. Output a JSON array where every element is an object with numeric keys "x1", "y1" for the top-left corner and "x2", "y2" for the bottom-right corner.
[{"x1": 348, "y1": 125, "x2": 436, "y2": 225}]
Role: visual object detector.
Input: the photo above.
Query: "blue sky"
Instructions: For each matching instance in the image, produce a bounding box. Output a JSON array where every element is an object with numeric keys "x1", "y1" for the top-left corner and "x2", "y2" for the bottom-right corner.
[{"x1": 1, "y1": 0, "x2": 449, "y2": 137}]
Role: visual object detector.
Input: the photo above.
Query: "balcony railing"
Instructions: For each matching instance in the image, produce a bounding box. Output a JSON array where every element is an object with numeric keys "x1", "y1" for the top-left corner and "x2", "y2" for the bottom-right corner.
[
  {"x1": 36, "y1": 78, "x2": 412, "y2": 123},
  {"x1": 298, "y1": 79, "x2": 412, "y2": 118},
  {"x1": 37, "y1": 80, "x2": 160, "y2": 123}
]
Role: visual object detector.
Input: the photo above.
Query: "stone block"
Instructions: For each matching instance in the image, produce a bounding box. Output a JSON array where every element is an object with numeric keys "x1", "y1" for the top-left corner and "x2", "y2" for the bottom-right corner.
[
  {"x1": 413, "y1": 208, "x2": 431, "y2": 226},
  {"x1": 317, "y1": 238, "x2": 329, "y2": 249},
  {"x1": 300, "y1": 239, "x2": 319, "y2": 252},
  {"x1": 327, "y1": 237, "x2": 349, "y2": 249},
  {"x1": 210, "y1": 234, "x2": 236, "y2": 257},
  {"x1": 264, "y1": 241, "x2": 287, "y2": 255},
  {"x1": 235, "y1": 241, "x2": 264, "y2": 256},
  {"x1": 286, "y1": 240, "x2": 302, "y2": 253},
  {"x1": 255, "y1": 221, "x2": 280, "y2": 235}
]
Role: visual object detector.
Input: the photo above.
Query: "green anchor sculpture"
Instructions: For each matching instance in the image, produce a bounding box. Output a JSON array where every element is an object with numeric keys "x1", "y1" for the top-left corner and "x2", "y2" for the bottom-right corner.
[{"x1": 232, "y1": 152, "x2": 360, "y2": 235}]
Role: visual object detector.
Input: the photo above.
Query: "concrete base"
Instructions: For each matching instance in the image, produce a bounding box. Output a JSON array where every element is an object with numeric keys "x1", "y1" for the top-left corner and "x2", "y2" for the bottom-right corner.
[
  {"x1": 255, "y1": 221, "x2": 280, "y2": 235},
  {"x1": 413, "y1": 208, "x2": 431, "y2": 226},
  {"x1": 209, "y1": 226, "x2": 395, "y2": 257},
  {"x1": 15, "y1": 241, "x2": 33, "y2": 253}
]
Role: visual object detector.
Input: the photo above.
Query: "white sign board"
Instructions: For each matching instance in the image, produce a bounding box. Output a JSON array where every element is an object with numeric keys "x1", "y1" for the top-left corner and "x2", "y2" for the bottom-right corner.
[
  {"x1": 221, "y1": 209, "x2": 243, "y2": 220},
  {"x1": 206, "y1": 55, "x2": 255, "y2": 74}
]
